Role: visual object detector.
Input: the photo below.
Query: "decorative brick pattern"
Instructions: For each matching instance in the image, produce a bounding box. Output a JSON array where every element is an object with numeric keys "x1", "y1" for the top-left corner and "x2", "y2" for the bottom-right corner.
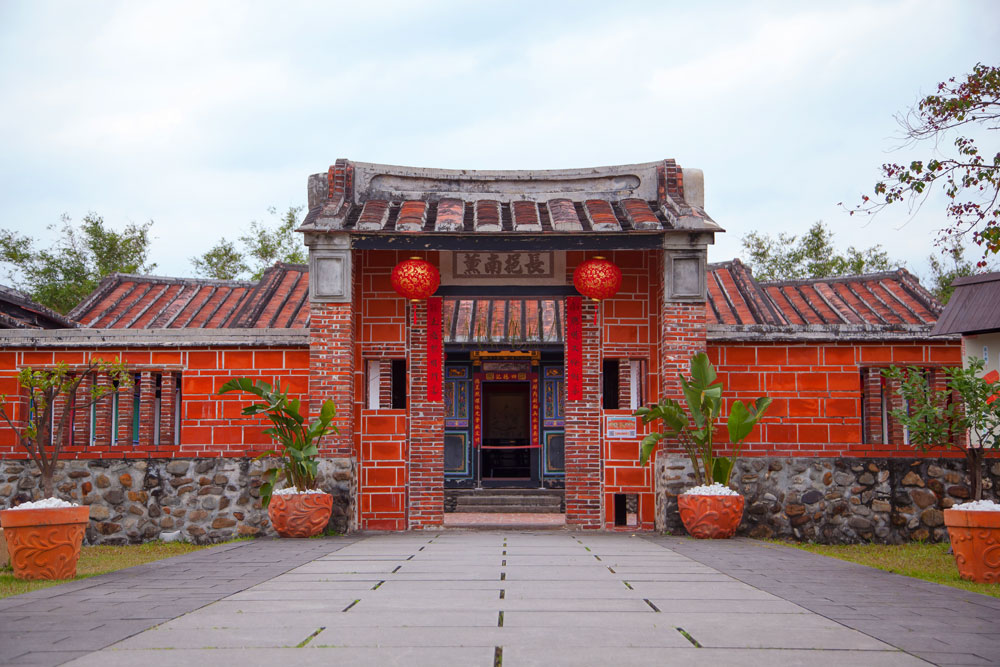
[
  {"x1": 708, "y1": 342, "x2": 963, "y2": 457},
  {"x1": 309, "y1": 301, "x2": 355, "y2": 458},
  {"x1": 137, "y1": 372, "x2": 156, "y2": 447},
  {"x1": 115, "y1": 378, "x2": 134, "y2": 447},
  {"x1": 160, "y1": 372, "x2": 177, "y2": 446}
]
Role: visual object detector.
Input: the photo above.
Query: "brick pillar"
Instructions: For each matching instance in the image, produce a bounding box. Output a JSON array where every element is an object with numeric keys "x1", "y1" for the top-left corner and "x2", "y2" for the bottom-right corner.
[
  {"x1": 863, "y1": 368, "x2": 883, "y2": 444},
  {"x1": 137, "y1": 372, "x2": 156, "y2": 447},
  {"x1": 116, "y1": 376, "x2": 135, "y2": 446},
  {"x1": 72, "y1": 375, "x2": 92, "y2": 447},
  {"x1": 658, "y1": 248, "x2": 710, "y2": 462},
  {"x1": 886, "y1": 377, "x2": 905, "y2": 444},
  {"x1": 94, "y1": 373, "x2": 112, "y2": 446},
  {"x1": 380, "y1": 361, "x2": 393, "y2": 409},
  {"x1": 51, "y1": 391, "x2": 68, "y2": 448},
  {"x1": 309, "y1": 301, "x2": 356, "y2": 456},
  {"x1": 407, "y1": 299, "x2": 445, "y2": 529},
  {"x1": 565, "y1": 298, "x2": 602, "y2": 528},
  {"x1": 160, "y1": 373, "x2": 177, "y2": 446},
  {"x1": 618, "y1": 359, "x2": 632, "y2": 410}
]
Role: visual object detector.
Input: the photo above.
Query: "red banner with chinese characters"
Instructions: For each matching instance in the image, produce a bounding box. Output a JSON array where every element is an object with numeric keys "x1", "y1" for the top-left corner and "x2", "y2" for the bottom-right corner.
[
  {"x1": 426, "y1": 297, "x2": 443, "y2": 402},
  {"x1": 566, "y1": 296, "x2": 583, "y2": 401}
]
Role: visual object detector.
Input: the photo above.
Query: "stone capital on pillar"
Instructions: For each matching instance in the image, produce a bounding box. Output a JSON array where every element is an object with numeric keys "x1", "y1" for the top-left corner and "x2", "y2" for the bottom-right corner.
[
  {"x1": 662, "y1": 235, "x2": 709, "y2": 303},
  {"x1": 306, "y1": 232, "x2": 352, "y2": 304}
]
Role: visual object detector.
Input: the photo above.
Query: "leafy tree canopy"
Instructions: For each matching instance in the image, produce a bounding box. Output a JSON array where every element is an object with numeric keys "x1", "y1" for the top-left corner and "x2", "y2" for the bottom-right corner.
[
  {"x1": 0, "y1": 214, "x2": 156, "y2": 314},
  {"x1": 925, "y1": 238, "x2": 990, "y2": 304},
  {"x1": 192, "y1": 206, "x2": 306, "y2": 281},
  {"x1": 740, "y1": 221, "x2": 899, "y2": 282},
  {"x1": 846, "y1": 63, "x2": 999, "y2": 266}
]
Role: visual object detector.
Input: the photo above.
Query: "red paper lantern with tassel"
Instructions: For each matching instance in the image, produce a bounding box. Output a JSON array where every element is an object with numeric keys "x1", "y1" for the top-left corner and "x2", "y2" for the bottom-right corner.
[
  {"x1": 573, "y1": 256, "x2": 622, "y2": 301},
  {"x1": 391, "y1": 257, "x2": 440, "y2": 324}
]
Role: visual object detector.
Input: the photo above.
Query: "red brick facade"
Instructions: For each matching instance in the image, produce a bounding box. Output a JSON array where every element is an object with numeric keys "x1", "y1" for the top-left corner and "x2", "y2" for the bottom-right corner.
[{"x1": 0, "y1": 159, "x2": 969, "y2": 534}]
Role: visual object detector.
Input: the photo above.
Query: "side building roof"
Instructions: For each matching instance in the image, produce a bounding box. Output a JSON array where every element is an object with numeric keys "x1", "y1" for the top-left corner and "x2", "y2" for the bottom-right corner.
[
  {"x1": 65, "y1": 258, "x2": 946, "y2": 344},
  {"x1": 0, "y1": 286, "x2": 77, "y2": 329},
  {"x1": 930, "y1": 271, "x2": 1000, "y2": 336},
  {"x1": 706, "y1": 259, "x2": 947, "y2": 341},
  {"x1": 68, "y1": 263, "x2": 310, "y2": 329}
]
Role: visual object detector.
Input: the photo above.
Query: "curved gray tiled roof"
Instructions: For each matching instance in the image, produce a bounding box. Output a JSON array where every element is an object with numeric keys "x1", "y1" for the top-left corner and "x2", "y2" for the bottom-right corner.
[{"x1": 299, "y1": 159, "x2": 722, "y2": 235}]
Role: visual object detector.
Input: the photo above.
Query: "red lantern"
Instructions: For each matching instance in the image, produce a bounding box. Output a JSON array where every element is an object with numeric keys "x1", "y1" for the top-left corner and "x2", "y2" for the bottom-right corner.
[
  {"x1": 391, "y1": 257, "x2": 440, "y2": 324},
  {"x1": 573, "y1": 256, "x2": 622, "y2": 301}
]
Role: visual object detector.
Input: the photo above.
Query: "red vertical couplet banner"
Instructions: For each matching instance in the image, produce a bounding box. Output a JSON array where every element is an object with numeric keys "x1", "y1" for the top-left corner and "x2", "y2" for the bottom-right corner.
[
  {"x1": 566, "y1": 296, "x2": 583, "y2": 401},
  {"x1": 426, "y1": 296, "x2": 443, "y2": 402}
]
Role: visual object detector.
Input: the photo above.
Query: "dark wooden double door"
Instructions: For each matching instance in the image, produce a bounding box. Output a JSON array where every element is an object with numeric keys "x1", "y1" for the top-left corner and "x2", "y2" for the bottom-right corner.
[{"x1": 444, "y1": 361, "x2": 565, "y2": 488}]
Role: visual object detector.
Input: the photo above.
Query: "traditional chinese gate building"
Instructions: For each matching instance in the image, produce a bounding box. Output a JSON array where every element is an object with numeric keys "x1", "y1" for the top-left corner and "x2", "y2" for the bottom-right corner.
[
  {"x1": 0, "y1": 159, "x2": 964, "y2": 541},
  {"x1": 299, "y1": 159, "x2": 719, "y2": 530}
]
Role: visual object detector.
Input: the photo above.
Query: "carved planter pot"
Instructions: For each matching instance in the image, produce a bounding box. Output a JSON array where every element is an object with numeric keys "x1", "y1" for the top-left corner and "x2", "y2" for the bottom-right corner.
[
  {"x1": 944, "y1": 508, "x2": 1000, "y2": 583},
  {"x1": 0, "y1": 505, "x2": 90, "y2": 580},
  {"x1": 268, "y1": 492, "x2": 333, "y2": 538},
  {"x1": 677, "y1": 494, "x2": 745, "y2": 539}
]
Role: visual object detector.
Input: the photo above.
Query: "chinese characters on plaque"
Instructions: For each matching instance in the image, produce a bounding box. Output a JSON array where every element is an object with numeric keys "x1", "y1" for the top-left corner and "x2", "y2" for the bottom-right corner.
[{"x1": 454, "y1": 252, "x2": 554, "y2": 279}]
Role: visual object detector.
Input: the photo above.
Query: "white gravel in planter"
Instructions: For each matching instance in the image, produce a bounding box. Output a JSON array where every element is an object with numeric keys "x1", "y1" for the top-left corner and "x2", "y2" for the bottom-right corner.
[
  {"x1": 272, "y1": 488, "x2": 327, "y2": 496},
  {"x1": 7, "y1": 498, "x2": 79, "y2": 510},
  {"x1": 681, "y1": 483, "x2": 740, "y2": 496},
  {"x1": 952, "y1": 500, "x2": 1000, "y2": 511}
]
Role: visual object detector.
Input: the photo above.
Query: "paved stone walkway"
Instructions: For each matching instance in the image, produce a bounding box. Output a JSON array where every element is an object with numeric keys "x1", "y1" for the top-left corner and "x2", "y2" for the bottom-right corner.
[{"x1": 1, "y1": 532, "x2": 998, "y2": 666}]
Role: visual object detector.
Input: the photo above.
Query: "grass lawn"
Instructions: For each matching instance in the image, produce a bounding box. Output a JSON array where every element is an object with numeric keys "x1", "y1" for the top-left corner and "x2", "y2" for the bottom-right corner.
[
  {"x1": 783, "y1": 541, "x2": 1000, "y2": 598},
  {"x1": 1, "y1": 541, "x2": 212, "y2": 599}
]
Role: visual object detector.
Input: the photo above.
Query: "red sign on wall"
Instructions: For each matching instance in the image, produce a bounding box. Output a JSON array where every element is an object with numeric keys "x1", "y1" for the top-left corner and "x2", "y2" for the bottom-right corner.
[
  {"x1": 566, "y1": 296, "x2": 583, "y2": 401},
  {"x1": 426, "y1": 297, "x2": 443, "y2": 402}
]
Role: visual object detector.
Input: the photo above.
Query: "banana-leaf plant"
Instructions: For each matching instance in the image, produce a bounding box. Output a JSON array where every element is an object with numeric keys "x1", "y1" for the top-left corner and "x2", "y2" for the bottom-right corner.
[
  {"x1": 635, "y1": 353, "x2": 771, "y2": 486},
  {"x1": 219, "y1": 378, "x2": 337, "y2": 508}
]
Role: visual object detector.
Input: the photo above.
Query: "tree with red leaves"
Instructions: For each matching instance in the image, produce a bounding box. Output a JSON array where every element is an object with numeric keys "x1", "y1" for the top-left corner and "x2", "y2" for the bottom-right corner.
[{"x1": 848, "y1": 63, "x2": 999, "y2": 267}]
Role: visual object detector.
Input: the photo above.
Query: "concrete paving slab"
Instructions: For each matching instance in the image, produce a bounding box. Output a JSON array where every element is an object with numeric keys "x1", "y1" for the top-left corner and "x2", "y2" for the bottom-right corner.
[
  {"x1": 656, "y1": 610, "x2": 894, "y2": 650},
  {"x1": 113, "y1": 625, "x2": 323, "y2": 649},
  {"x1": 503, "y1": 646, "x2": 928, "y2": 666},
  {"x1": 66, "y1": 646, "x2": 497, "y2": 667}
]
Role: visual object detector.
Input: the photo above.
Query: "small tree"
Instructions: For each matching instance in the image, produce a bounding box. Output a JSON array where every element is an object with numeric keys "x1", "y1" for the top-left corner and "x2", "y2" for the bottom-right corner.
[
  {"x1": 884, "y1": 359, "x2": 1000, "y2": 501},
  {"x1": 0, "y1": 359, "x2": 132, "y2": 499},
  {"x1": 847, "y1": 63, "x2": 999, "y2": 266}
]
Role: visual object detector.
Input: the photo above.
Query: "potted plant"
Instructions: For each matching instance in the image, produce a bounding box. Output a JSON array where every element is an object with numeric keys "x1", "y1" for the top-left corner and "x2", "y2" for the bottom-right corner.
[
  {"x1": 884, "y1": 359, "x2": 1000, "y2": 582},
  {"x1": 219, "y1": 378, "x2": 338, "y2": 538},
  {"x1": 636, "y1": 352, "x2": 771, "y2": 539},
  {"x1": 0, "y1": 359, "x2": 131, "y2": 580}
]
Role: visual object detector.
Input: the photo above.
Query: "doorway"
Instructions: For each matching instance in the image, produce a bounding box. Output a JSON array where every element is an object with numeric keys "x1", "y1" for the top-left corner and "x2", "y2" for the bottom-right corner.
[{"x1": 481, "y1": 381, "x2": 537, "y2": 483}]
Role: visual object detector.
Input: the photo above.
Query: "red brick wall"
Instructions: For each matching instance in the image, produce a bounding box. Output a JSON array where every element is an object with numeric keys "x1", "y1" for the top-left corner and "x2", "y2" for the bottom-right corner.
[
  {"x1": 407, "y1": 299, "x2": 444, "y2": 529},
  {"x1": 707, "y1": 341, "x2": 963, "y2": 457},
  {"x1": 353, "y1": 249, "x2": 413, "y2": 530},
  {"x1": 0, "y1": 347, "x2": 310, "y2": 459}
]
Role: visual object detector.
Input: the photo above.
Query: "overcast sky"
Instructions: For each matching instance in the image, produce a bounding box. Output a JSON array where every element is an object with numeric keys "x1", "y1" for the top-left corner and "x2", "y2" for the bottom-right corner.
[{"x1": 0, "y1": 0, "x2": 997, "y2": 285}]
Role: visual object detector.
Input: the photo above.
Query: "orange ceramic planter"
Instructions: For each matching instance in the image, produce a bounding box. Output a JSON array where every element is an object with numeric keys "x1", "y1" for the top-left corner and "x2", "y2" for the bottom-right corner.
[
  {"x1": 0, "y1": 505, "x2": 90, "y2": 580},
  {"x1": 677, "y1": 494, "x2": 745, "y2": 539},
  {"x1": 944, "y1": 508, "x2": 1000, "y2": 583},
  {"x1": 268, "y1": 492, "x2": 333, "y2": 538}
]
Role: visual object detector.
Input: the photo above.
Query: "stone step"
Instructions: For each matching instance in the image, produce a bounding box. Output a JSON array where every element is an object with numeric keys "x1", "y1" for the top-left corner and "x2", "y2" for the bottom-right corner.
[
  {"x1": 448, "y1": 488, "x2": 564, "y2": 496},
  {"x1": 447, "y1": 489, "x2": 564, "y2": 514},
  {"x1": 452, "y1": 505, "x2": 562, "y2": 514},
  {"x1": 455, "y1": 495, "x2": 561, "y2": 506}
]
